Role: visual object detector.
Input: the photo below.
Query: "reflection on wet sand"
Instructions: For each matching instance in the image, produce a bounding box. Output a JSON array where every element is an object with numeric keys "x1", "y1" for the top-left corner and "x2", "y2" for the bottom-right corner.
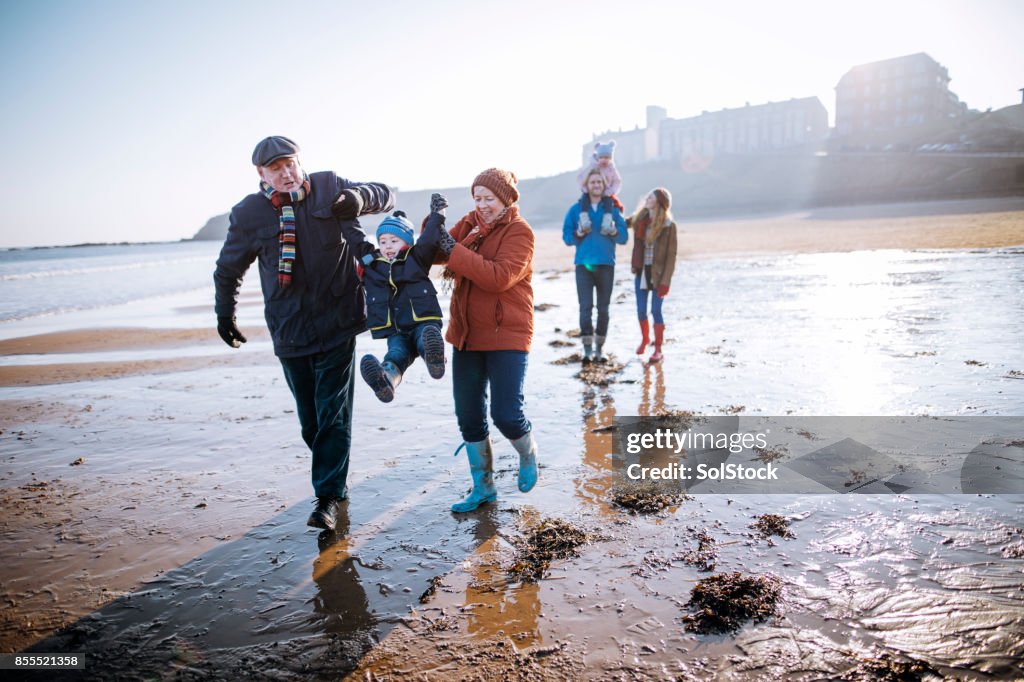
[
  {"x1": 574, "y1": 386, "x2": 619, "y2": 518},
  {"x1": 638, "y1": 360, "x2": 667, "y2": 417},
  {"x1": 311, "y1": 511, "x2": 375, "y2": 642},
  {"x1": 461, "y1": 511, "x2": 541, "y2": 648},
  {"x1": 22, "y1": 484, "x2": 507, "y2": 679},
  {"x1": 575, "y1": 362, "x2": 673, "y2": 518},
  {"x1": 349, "y1": 510, "x2": 558, "y2": 678}
]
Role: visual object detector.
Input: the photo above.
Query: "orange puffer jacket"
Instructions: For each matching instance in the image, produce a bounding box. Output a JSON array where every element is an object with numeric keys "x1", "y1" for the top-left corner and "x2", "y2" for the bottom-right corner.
[{"x1": 443, "y1": 206, "x2": 534, "y2": 352}]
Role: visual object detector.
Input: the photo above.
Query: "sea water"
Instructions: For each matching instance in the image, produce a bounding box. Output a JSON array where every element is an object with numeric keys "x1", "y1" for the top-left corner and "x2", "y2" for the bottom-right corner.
[{"x1": 0, "y1": 241, "x2": 223, "y2": 323}]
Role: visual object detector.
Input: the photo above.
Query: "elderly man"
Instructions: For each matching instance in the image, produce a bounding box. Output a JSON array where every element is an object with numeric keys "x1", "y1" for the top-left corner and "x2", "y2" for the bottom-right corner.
[{"x1": 214, "y1": 135, "x2": 394, "y2": 531}]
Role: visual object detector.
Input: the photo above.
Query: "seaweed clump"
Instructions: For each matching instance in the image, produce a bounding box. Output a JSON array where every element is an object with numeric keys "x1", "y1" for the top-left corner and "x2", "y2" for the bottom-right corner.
[
  {"x1": 751, "y1": 444, "x2": 788, "y2": 464},
  {"x1": 612, "y1": 480, "x2": 689, "y2": 514},
  {"x1": 508, "y1": 518, "x2": 590, "y2": 583},
  {"x1": 418, "y1": 575, "x2": 444, "y2": 604},
  {"x1": 838, "y1": 652, "x2": 939, "y2": 681},
  {"x1": 1002, "y1": 542, "x2": 1024, "y2": 559},
  {"x1": 751, "y1": 513, "x2": 795, "y2": 539},
  {"x1": 679, "y1": 530, "x2": 718, "y2": 572},
  {"x1": 577, "y1": 358, "x2": 625, "y2": 386},
  {"x1": 682, "y1": 572, "x2": 782, "y2": 633},
  {"x1": 552, "y1": 352, "x2": 583, "y2": 365},
  {"x1": 650, "y1": 408, "x2": 701, "y2": 431}
]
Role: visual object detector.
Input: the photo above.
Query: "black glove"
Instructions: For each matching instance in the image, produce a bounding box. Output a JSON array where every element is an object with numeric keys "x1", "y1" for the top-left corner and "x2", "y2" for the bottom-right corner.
[
  {"x1": 438, "y1": 224, "x2": 456, "y2": 255},
  {"x1": 430, "y1": 192, "x2": 448, "y2": 214},
  {"x1": 217, "y1": 316, "x2": 247, "y2": 348},
  {"x1": 332, "y1": 188, "x2": 365, "y2": 220}
]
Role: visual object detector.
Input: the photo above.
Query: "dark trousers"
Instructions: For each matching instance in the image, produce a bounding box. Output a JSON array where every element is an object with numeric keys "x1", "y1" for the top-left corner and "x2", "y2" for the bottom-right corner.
[
  {"x1": 279, "y1": 338, "x2": 356, "y2": 499},
  {"x1": 575, "y1": 264, "x2": 615, "y2": 337},
  {"x1": 452, "y1": 349, "x2": 531, "y2": 443},
  {"x1": 382, "y1": 320, "x2": 441, "y2": 373}
]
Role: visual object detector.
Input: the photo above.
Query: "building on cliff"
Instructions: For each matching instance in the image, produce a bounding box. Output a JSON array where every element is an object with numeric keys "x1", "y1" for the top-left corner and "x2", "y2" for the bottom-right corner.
[
  {"x1": 583, "y1": 98, "x2": 829, "y2": 167},
  {"x1": 834, "y1": 52, "x2": 968, "y2": 137}
]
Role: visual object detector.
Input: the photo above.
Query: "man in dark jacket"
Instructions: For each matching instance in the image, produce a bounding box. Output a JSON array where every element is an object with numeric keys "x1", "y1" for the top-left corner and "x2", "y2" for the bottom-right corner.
[{"x1": 214, "y1": 135, "x2": 394, "y2": 531}]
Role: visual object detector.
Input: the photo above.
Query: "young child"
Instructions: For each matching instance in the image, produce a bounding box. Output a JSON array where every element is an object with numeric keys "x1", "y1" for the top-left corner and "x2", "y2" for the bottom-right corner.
[
  {"x1": 576, "y1": 140, "x2": 624, "y2": 211},
  {"x1": 359, "y1": 194, "x2": 449, "y2": 403}
]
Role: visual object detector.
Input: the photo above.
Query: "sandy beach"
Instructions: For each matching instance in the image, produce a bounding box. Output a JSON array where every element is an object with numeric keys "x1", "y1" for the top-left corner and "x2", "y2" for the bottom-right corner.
[{"x1": 2, "y1": 196, "x2": 1023, "y2": 679}]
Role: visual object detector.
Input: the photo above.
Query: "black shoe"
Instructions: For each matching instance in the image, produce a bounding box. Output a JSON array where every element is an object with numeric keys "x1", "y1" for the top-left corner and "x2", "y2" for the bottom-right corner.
[
  {"x1": 360, "y1": 354, "x2": 394, "y2": 402},
  {"x1": 421, "y1": 326, "x2": 446, "y2": 379},
  {"x1": 307, "y1": 496, "x2": 340, "y2": 531}
]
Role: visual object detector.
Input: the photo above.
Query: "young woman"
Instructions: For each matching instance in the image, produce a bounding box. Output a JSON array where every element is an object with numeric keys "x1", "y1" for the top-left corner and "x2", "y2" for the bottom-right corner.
[
  {"x1": 627, "y1": 187, "x2": 677, "y2": 363},
  {"x1": 435, "y1": 168, "x2": 538, "y2": 512}
]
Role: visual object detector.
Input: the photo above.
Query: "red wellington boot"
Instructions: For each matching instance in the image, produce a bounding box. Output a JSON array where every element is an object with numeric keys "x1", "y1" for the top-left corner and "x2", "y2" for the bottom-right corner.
[
  {"x1": 636, "y1": 319, "x2": 650, "y2": 355},
  {"x1": 649, "y1": 323, "x2": 665, "y2": 363}
]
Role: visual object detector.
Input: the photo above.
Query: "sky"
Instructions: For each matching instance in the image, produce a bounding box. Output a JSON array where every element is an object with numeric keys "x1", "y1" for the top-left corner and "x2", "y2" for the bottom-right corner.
[{"x1": 1, "y1": 0, "x2": 1021, "y2": 247}]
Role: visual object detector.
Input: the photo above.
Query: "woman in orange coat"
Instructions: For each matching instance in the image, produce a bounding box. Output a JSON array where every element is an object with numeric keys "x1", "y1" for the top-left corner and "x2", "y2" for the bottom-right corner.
[{"x1": 435, "y1": 168, "x2": 538, "y2": 512}]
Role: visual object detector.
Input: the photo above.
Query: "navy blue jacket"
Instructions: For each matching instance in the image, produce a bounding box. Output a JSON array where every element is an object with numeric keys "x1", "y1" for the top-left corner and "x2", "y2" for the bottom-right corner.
[
  {"x1": 363, "y1": 212, "x2": 445, "y2": 339},
  {"x1": 214, "y1": 171, "x2": 394, "y2": 358}
]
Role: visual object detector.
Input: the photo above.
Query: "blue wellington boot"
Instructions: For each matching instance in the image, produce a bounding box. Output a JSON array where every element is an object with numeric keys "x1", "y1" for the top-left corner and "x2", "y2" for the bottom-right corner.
[
  {"x1": 511, "y1": 431, "x2": 539, "y2": 493},
  {"x1": 451, "y1": 438, "x2": 497, "y2": 513}
]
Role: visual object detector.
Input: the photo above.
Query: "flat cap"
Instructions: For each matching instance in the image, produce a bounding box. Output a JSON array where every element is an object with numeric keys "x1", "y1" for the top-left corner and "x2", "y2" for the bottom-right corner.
[{"x1": 252, "y1": 136, "x2": 300, "y2": 166}]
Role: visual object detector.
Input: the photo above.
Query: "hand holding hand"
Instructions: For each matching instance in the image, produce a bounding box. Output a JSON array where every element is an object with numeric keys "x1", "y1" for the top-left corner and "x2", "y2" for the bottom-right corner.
[
  {"x1": 217, "y1": 316, "x2": 247, "y2": 348},
  {"x1": 657, "y1": 284, "x2": 670, "y2": 298},
  {"x1": 438, "y1": 224, "x2": 456, "y2": 255},
  {"x1": 332, "y1": 188, "x2": 365, "y2": 220},
  {"x1": 430, "y1": 192, "x2": 448, "y2": 215}
]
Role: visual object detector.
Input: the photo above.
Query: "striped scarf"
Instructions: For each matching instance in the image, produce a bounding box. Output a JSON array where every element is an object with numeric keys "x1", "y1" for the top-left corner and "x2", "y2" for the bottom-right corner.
[{"x1": 260, "y1": 177, "x2": 310, "y2": 288}]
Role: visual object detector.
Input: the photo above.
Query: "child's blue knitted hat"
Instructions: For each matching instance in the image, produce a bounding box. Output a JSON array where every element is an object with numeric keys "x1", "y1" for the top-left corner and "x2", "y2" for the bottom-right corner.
[
  {"x1": 595, "y1": 140, "x2": 616, "y2": 159},
  {"x1": 376, "y1": 211, "x2": 414, "y2": 246}
]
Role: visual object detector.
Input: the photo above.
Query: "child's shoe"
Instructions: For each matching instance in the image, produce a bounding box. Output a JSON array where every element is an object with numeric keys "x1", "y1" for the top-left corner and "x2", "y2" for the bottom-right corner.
[
  {"x1": 360, "y1": 355, "x2": 401, "y2": 402},
  {"x1": 421, "y1": 326, "x2": 446, "y2": 379}
]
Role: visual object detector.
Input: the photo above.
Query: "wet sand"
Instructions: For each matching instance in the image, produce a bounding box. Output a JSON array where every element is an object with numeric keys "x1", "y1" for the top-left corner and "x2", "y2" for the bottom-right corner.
[
  {"x1": 532, "y1": 195, "x2": 1024, "y2": 267},
  {"x1": 2, "y1": 197, "x2": 1023, "y2": 678}
]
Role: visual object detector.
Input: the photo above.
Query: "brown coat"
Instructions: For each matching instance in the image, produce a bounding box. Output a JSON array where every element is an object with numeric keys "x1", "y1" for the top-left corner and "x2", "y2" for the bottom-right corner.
[
  {"x1": 443, "y1": 206, "x2": 534, "y2": 352},
  {"x1": 628, "y1": 213, "x2": 678, "y2": 288}
]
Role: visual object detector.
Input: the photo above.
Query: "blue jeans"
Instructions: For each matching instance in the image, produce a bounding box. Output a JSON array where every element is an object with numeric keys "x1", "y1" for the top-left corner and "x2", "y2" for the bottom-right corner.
[
  {"x1": 575, "y1": 264, "x2": 615, "y2": 337},
  {"x1": 383, "y1": 320, "x2": 441, "y2": 373},
  {"x1": 279, "y1": 338, "x2": 356, "y2": 499},
  {"x1": 452, "y1": 349, "x2": 531, "y2": 442},
  {"x1": 634, "y1": 275, "x2": 665, "y2": 325}
]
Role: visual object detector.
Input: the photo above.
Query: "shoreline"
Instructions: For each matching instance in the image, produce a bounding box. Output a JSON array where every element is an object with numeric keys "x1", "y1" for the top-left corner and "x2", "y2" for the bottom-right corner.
[
  {"x1": 4, "y1": 194, "x2": 1022, "y2": 253},
  {"x1": 533, "y1": 195, "x2": 1024, "y2": 270},
  {"x1": 2, "y1": 202, "x2": 1021, "y2": 381}
]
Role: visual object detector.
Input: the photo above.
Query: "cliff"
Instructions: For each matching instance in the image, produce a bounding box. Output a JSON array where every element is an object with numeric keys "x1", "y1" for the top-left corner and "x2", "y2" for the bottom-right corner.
[{"x1": 192, "y1": 106, "x2": 1024, "y2": 240}]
